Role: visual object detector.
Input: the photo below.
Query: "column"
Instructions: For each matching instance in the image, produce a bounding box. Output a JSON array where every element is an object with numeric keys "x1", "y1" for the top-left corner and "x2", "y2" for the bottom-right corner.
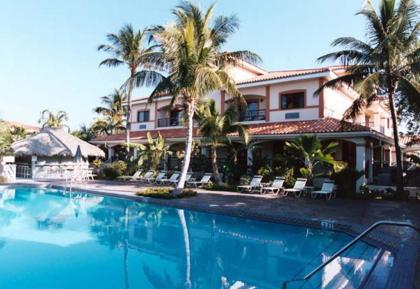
[
  {"x1": 31, "y1": 155, "x2": 37, "y2": 179},
  {"x1": 366, "y1": 142, "x2": 373, "y2": 183},
  {"x1": 247, "y1": 145, "x2": 253, "y2": 174},
  {"x1": 355, "y1": 143, "x2": 366, "y2": 192},
  {"x1": 107, "y1": 147, "x2": 114, "y2": 161}
]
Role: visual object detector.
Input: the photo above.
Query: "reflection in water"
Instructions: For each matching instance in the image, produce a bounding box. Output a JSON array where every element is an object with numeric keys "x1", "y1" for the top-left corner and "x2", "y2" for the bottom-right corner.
[{"x1": 0, "y1": 187, "x2": 383, "y2": 289}]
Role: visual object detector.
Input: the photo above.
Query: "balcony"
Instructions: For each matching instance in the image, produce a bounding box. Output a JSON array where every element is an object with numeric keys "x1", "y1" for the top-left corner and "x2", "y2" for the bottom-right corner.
[
  {"x1": 240, "y1": 109, "x2": 266, "y2": 122},
  {"x1": 157, "y1": 117, "x2": 183, "y2": 128}
]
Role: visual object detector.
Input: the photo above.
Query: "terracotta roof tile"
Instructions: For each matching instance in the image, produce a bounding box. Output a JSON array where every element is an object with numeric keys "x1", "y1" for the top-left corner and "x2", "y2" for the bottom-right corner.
[
  {"x1": 92, "y1": 118, "x2": 370, "y2": 143},
  {"x1": 237, "y1": 66, "x2": 346, "y2": 85}
]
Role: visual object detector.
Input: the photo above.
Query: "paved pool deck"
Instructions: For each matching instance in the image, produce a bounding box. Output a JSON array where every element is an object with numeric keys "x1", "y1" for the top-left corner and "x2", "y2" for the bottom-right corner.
[{"x1": 5, "y1": 179, "x2": 420, "y2": 288}]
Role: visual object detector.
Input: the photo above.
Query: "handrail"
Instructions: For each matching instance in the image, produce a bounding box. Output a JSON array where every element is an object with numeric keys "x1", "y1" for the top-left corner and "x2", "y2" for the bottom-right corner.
[{"x1": 282, "y1": 220, "x2": 420, "y2": 289}]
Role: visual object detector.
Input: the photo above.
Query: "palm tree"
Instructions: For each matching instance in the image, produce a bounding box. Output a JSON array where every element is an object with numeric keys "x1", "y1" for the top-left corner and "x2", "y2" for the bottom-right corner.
[
  {"x1": 93, "y1": 90, "x2": 126, "y2": 135},
  {"x1": 38, "y1": 110, "x2": 69, "y2": 129},
  {"x1": 72, "y1": 124, "x2": 96, "y2": 142},
  {"x1": 9, "y1": 126, "x2": 28, "y2": 142},
  {"x1": 195, "y1": 99, "x2": 248, "y2": 185},
  {"x1": 285, "y1": 135, "x2": 338, "y2": 182},
  {"x1": 316, "y1": 0, "x2": 419, "y2": 197},
  {"x1": 98, "y1": 25, "x2": 158, "y2": 151},
  {"x1": 135, "y1": 132, "x2": 172, "y2": 172},
  {"x1": 135, "y1": 2, "x2": 260, "y2": 193}
]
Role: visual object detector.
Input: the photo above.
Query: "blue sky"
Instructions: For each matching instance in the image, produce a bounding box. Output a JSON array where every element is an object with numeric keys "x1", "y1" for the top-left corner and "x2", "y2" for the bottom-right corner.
[{"x1": 0, "y1": 0, "x2": 373, "y2": 129}]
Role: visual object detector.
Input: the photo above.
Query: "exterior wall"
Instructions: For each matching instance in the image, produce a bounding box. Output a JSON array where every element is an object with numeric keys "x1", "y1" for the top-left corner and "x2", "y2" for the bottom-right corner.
[
  {"x1": 268, "y1": 79, "x2": 320, "y2": 122},
  {"x1": 227, "y1": 65, "x2": 261, "y2": 83},
  {"x1": 323, "y1": 87, "x2": 355, "y2": 119}
]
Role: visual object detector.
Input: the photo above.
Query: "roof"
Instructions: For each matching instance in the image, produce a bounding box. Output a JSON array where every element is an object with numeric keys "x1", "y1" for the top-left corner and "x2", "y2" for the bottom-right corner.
[
  {"x1": 12, "y1": 128, "x2": 105, "y2": 158},
  {"x1": 91, "y1": 118, "x2": 371, "y2": 143},
  {"x1": 237, "y1": 66, "x2": 347, "y2": 85},
  {"x1": 1, "y1": 120, "x2": 40, "y2": 132},
  {"x1": 230, "y1": 118, "x2": 370, "y2": 136},
  {"x1": 400, "y1": 135, "x2": 420, "y2": 146}
]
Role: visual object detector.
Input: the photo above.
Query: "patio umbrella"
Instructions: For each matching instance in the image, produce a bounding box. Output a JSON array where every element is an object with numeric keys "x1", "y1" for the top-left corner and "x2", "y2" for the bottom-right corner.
[{"x1": 75, "y1": 145, "x2": 82, "y2": 163}]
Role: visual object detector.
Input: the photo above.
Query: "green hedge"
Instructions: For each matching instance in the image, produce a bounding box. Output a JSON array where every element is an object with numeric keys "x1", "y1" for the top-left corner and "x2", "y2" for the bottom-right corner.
[{"x1": 136, "y1": 188, "x2": 197, "y2": 199}]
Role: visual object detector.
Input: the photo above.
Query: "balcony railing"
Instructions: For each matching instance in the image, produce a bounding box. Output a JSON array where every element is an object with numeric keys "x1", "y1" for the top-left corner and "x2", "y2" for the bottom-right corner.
[
  {"x1": 157, "y1": 117, "x2": 183, "y2": 128},
  {"x1": 240, "y1": 109, "x2": 266, "y2": 121}
]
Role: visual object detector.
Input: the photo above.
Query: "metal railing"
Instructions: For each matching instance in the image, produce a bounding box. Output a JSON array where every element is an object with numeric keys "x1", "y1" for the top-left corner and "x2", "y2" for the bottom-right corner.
[
  {"x1": 157, "y1": 117, "x2": 183, "y2": 127},
  {"x1": 282, "y1": 220, "x2": 420, "y2": 289},
  {"x1": 240, "y1": 109, "x2": 266, "y2": 121}
]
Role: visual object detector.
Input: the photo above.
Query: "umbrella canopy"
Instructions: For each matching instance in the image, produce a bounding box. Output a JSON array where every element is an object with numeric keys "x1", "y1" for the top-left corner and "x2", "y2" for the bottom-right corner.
[{"x1": 11, "y1": 128, "x2": 105, "y2": 158}]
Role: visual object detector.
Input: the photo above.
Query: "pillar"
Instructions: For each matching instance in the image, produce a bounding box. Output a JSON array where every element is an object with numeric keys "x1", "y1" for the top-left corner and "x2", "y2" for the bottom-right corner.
[
  {"x1": 107, "y1": 147, "x2": 114, "y2": 161},
  {"x1": 247, "y1": 145, "x2": 253, "y2": 174},
  {"x1": 355, "y1": 143, "x2": 366, "y2": 191},
  {"x1": 366, "y1": 142, "x2": 373, "y2": 183},
  {"x1": 31, "y1": 155, "x2": 37, "y2": 179}
]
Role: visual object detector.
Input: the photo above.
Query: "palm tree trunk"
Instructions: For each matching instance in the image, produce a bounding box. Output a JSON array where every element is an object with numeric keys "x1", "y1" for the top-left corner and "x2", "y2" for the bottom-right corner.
[
  {"x1": 175, "y1": 104, "x2": 194, "y2": 192},
  {"x1": 387, "y1": 87, "x2": 405, "y2": 198},
  {"x1": 211, "y1": 144, "x2": 222, "y2": 185},
  {"x1": 125, "y1": 76, "x2": 134, "y2": 153},
  {"x1": 177, "y1": 209, "x2": 191, "y2": 288}
]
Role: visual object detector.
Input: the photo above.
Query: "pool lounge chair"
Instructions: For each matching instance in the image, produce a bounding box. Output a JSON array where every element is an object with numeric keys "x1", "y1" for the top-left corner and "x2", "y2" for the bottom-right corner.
[
  {"x1": 187, "y1": 173, "x2": 212, "y2": 188},
  {"x1": 284, "y1": 178, "x2": 307, "y2": 198},
  {"x1": 237, "y1": 175, "x2": 263, "y2": 193},
  {"x1": 262, "y1": 177, "x2": 285, "y2": 195},
  {"x1": 138, "y1": 171, "x2": 154, "y2": 182},
  {"x1": 311, "y1": 181, "x2": 336, "y2": 200},
  {"x1": 158, "y1": 172, "x2": 180, "y2": 185},
  {"x1": 150, "y1": 172, "x2": 167, "y2": 184},
  {"x1": 174, "y1": 173, "x2": 193, "y2": 186},
  {"x1": 118, "y1": 170, "x2": 142, "y2": 181}
]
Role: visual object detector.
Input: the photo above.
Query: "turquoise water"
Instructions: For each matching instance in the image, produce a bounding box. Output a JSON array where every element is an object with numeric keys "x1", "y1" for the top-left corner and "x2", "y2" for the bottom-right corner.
[{"x1": 0, "y1": 186, "x2": 381, "y2": 289}]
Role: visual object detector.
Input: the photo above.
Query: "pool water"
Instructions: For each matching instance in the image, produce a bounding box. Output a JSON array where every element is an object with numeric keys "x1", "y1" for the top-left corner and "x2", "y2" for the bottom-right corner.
[{"x1": 0, "y1": 186, "x2": 383, "y2": 289}]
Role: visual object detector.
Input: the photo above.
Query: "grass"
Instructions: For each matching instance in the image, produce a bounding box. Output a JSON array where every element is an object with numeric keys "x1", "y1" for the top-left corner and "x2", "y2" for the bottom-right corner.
[{"x1": 136, "y1": 187, "x2": 197, "y2": 199}]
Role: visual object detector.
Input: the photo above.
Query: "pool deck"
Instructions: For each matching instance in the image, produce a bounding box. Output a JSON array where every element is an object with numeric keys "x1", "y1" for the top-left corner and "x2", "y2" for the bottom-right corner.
[{"x1": 4, "y1": 179, "x2": 420, "y2": 289}]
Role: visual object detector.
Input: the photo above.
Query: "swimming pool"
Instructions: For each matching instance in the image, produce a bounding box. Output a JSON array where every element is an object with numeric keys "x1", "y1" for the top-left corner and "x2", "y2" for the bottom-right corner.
[{"x1": 0, "y1": 186, "x2": 385, "y2": 289}]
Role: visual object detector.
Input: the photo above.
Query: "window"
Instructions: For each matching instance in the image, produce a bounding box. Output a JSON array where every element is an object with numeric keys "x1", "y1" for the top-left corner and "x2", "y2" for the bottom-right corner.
[
  {"x1": 137, "y1": 110, "x2": 149, "y2": 122},
  {"x1": 280, "y1": 91, "x2": 305, "y2": 110}
]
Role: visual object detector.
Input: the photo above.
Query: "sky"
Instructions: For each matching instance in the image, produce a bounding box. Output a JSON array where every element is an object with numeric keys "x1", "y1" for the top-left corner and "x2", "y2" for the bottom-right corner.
[{"x1": 0, "y1": 0, "x2": 374, "y2": 129}]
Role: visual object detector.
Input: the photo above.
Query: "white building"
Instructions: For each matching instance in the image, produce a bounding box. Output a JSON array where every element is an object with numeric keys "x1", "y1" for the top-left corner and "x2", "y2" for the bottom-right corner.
[{"x1": 91, "y1": 62, "x2": 398, "y2": 188}]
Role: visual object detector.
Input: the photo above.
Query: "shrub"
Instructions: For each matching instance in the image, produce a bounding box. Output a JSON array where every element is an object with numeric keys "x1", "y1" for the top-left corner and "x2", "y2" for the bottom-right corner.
[
  {"x1": 257, "y1": 166, "x2": 272, "y2": 182},
  {"x1": 101, "y1": 161, "x2": 127, "y2": 179},
  {"x1": 203, "y1": 182, "x2": 236, "y2": 192},
  {"x1": 331, "y1": 166, "x2": 364, "y2": 198},
  {"x1": 136, "y1": 188, "x2": 197, "y2": 199}
]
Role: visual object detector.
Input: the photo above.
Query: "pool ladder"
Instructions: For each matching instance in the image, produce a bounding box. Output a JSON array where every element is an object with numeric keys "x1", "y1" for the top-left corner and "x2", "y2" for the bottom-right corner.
[{"x1": 281, "y1": 220, "x2": 420, "y2": 289}]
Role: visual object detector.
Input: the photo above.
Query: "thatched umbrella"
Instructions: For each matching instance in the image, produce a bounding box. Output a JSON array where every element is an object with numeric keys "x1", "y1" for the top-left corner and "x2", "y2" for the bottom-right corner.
[{"x1": 11, "y1": 128, "x2": 105, "y2": 158}]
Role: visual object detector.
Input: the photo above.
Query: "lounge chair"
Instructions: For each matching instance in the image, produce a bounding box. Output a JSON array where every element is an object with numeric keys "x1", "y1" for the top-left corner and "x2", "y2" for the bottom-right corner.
[
  {"x1": 138, "y1": 171, "x2": 154, "y2": 182},
  {"x1": 150, "y1": 172, "x2": 167, "y2": 184},
  {"x1": 284, "y1": 178, "x2": 307, "y2": 198},
  {"x1": 118, "y1": 170, "x2": 142, "y2": 181},
  {"x1": 187, "y1": 173, "x2": 212, "y2": 188},
  {"x1": 262, "y1": 177, "x2": 285, "y2": 195},
  {"x1": 158, "y1": 172, "x2": 180, "y2": 185},
  {"x1": 237, "y1": 175, "x2": 263, "y2": 193},
  {"x1": 311, "y1": 181, "x2": 336, "y2": 200}
]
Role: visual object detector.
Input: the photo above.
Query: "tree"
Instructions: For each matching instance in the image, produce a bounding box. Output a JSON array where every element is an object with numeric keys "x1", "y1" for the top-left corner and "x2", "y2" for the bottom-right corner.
[
  {"x1": 135, "y1": 132, "x2": 172, "y2": 172},
  {"x1": 72, "y1": 124, "x2": 96, "y2": 142},
  {"x1": 98, "y1": 25, "x2": 158, "y2": 151},
  {"x1": 8, "y1": 126, "x2": 28, "y2": 142},
  {"x1": 135, "y1": 2, "x2": 260, "y2": 193},
  {"x1": 93, "y1": 89, "x2": 127, "y2": 135},
  {"x1": 285, "y1": 135, "x2": 338, "y2": 182},
  {"x1": 195, "y1": 99, "x2": 248, "y2": 185},
  {"x1": 316, "y1": 0, "x2": 419, "y2": 197},
  {"x1": 38, "y1": 110, "x2": 69, "y2": 129}
]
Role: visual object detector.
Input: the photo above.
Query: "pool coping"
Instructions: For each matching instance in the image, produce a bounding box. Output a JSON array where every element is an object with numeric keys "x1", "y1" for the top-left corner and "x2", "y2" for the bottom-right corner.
[{"x1": 2, "y1": 182, "x2": 418, "y2": 289}]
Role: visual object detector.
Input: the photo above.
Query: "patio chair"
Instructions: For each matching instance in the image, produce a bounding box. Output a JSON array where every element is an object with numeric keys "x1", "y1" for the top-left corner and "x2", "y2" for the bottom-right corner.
[
  {"x1": 262, "y1": 177, "x2": 285, "y2": 195},
  {"x1": 284, "y1": 178, "x2": 307, "y2": 198},
  {"x1": 150, "y1": 171, "x2": 167, "y2": 184},
  {"x1": 311, "y1": 181, "x2": 336, "y2": 200},
  {"x1": 187, "y1": 173, "x2": 212, "y2": 188},
  {"x1": 138, "y1": 171, "x2": 154, "y2": 183},
  {"x1": 118, "y1": 170, "x2": 142, "y2": 181},
  {"x1": 158, "y1": 172, "x2": 180, "y2": 185},
  {"x1": 237, "y1": 175, "x2": 263, "y2": 193}
]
